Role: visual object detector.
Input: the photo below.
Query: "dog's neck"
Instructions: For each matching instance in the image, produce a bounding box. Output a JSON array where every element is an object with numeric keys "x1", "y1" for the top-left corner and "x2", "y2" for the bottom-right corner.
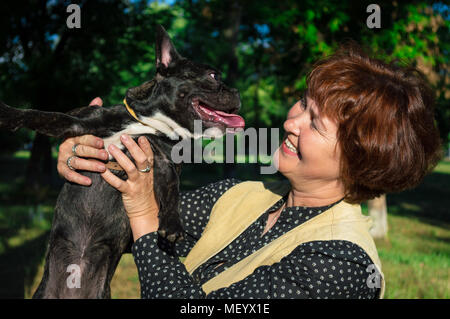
[
  {"x1": 103, "y1": 81, "x2": 194, "y2": 164},
  {"x1": 123, "y1": 98, "x2": 147, "y2": 127}
]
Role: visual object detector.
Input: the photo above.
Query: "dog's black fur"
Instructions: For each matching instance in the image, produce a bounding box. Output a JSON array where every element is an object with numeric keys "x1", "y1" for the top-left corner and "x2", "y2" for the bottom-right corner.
[{"x1": 0, "y1": 25, "x2": 242, "y2": 298}]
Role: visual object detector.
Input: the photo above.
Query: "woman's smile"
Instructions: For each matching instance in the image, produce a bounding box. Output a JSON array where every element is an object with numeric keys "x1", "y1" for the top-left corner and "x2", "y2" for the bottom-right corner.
[{"x1": 281, "y1": 137, "x2": 300, "y2": 158}]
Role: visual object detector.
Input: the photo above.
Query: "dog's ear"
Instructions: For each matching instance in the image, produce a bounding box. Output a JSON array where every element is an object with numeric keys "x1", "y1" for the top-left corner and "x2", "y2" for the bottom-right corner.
[{"x1": 155, "y1": 25, "x2": 181, "y2": 72}]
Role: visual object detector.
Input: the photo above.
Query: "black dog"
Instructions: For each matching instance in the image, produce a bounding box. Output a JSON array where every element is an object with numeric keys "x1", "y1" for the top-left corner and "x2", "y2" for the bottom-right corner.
[{"x1": 0, "y1": 25, "x2": 244, "y2": 298}]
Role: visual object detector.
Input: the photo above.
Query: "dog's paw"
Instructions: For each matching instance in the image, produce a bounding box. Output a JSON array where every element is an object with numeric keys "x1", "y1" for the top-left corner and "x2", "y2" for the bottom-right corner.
[
  {"x1": 0, "y1": 101, "x2": 22, "y2": 131},
  {"x1": 157, "y1": 223, "x2": 184, "y2": 243},
  {"x1": 167, "y1": 232, "x2": 184, "y2": 243},
  {"x1": 157, "y1": 229, "x2": 184, "y2": 243}
]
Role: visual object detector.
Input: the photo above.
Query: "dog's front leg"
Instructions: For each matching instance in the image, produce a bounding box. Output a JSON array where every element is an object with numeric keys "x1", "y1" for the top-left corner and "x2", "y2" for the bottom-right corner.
[
  {"x1": 0, "y1": 102, "x2": 78, "y2": 136},
  {"x1": 0, "y1": 101, "x2": 107, "y2": 138}
]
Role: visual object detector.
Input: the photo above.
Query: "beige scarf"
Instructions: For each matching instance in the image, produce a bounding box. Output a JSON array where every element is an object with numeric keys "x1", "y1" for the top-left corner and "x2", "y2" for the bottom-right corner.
[{"x1": 183, "y1": 180, "x2": 385, "y2": 298}]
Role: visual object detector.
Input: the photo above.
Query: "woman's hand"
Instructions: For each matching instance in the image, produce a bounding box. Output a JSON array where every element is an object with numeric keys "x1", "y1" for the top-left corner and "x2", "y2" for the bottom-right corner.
[
  {"x1": 100, "y1": 134, "x2": 160, "y2": 239},
  {"x1": 57, "y1": 97, "x2": 109, "y2": 186}
]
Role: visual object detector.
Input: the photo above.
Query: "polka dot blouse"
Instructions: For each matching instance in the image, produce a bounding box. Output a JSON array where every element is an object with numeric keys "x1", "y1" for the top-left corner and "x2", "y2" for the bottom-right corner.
[{"x1": 132, "y1": 179, "x2": 380, "y2": 299}]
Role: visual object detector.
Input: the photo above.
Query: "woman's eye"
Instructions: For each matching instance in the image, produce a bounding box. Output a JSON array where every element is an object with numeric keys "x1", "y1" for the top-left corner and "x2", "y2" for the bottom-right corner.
[{"x1": 300, "y1": 97, "x2": 307, "y2": 110}]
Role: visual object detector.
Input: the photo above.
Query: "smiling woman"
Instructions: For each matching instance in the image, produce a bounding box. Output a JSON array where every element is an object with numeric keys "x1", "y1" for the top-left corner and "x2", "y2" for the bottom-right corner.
[{"x1": 57, "y1": 41, "x2": 442, "y2": 299}]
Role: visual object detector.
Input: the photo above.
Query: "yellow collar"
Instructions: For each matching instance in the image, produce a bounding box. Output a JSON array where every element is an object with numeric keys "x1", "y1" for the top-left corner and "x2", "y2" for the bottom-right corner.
[
  {"x1": 123, "y1": 98, "x2": 137, "y2": 119},
  {"x1": 108, "y1": 98, "x2": 146, "y2": 172},
  {"x1": 123, "y1": 98, "x2": 149, "y2": 127}
]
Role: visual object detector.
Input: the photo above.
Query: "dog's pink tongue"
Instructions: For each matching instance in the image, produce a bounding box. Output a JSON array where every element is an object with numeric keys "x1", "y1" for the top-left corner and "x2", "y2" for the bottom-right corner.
[{"x1": 214, "y1": 110, "x2": 245, "y2": 128}]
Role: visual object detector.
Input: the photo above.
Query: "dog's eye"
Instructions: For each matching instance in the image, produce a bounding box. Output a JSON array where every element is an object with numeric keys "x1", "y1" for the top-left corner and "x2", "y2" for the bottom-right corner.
[{"x1": 210, "y1": 73, "x2": 218, "y2": 80}]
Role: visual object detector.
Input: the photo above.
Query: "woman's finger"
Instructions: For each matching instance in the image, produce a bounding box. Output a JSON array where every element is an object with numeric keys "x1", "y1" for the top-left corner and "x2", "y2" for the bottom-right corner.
[
  {"x1": 72, "y1": 143, "x2": 109, "y2": 161},
  {"x1": 120, "y1": 134, "x2": 149, "y2": 172},
  {"x1": 108, "y1": 144, "x2": 139, "y2": 180},
  {"x1": 69, "y1": 135, "x2": 108, "y2": 161},
  {"x1": 57, "y1": 160, "x2": 93, "y2": 186},
  {"x1": 56, "y1": 138, "x2": 89, "y2": 184},
  {"x1": 60, "y1": 155, "x2": 106, "y2": 173},
  {"x1": 72, "y1": 134, "x2": 104, "y2": 149},
  {"x1": 57, "y1": 134, "x2": 108, "y2": 184},
  {"x1": 138, "y1": 136, "x2": 154, "y2": 163},
  {"x1": 101, "y1": 168, "x2": 128, "y2": 193}
]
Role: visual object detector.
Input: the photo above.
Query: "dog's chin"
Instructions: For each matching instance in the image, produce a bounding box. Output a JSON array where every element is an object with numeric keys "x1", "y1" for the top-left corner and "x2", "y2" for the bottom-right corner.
[
  {"x1": 194, "y1": 121, "x2": 245, "y2": 139},
  {"x1": 201, "y1": 125, "x2": 226, "y2": 138}
]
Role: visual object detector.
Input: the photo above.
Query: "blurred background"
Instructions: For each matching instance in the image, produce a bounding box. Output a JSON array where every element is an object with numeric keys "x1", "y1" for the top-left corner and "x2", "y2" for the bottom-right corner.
[{"x1": 0, "y1": 0, "x2": 448, "y2": 299}]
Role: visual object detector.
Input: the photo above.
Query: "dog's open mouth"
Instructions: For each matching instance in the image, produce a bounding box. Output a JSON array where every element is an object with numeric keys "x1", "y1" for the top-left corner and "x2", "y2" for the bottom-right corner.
[{"x1": 191, "y1": 98, "x2": 245, "y2": 128}]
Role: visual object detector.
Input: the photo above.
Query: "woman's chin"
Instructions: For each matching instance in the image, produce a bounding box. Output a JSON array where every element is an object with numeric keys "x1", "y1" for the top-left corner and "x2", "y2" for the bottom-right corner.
[{"x1": 274, "y1": 147, "x2": 300, "y2": 176}]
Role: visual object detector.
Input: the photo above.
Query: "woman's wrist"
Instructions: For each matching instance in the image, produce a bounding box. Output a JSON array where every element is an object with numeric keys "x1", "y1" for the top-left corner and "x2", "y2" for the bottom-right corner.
[{"x1": 128, "y1": 208, "x2": 159, "y2": 242}]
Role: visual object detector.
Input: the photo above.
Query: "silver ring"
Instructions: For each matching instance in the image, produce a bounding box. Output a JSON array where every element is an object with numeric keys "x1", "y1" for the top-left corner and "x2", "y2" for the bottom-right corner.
[
  {"x1": 67, "y1": 155, "x2": 77, "y2": 171},
  {"x1": 138, "y1": 164, "x2": 151, "y2": 173},
  {"x1": 72, "y1": 144, "x2": 79, "y2": 156}
]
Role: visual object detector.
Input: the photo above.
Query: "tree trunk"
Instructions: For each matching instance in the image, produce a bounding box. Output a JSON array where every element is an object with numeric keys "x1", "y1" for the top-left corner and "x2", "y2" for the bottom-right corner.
[{"x1": 368, "y1": 194, "x2": 388, "y2": 239}]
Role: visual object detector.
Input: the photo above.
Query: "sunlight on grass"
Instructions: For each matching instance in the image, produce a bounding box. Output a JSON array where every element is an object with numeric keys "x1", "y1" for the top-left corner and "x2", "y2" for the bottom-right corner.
[
  {"x1": 110, "y1": 254, "x2": 140, "y2": 299},
  {"x1": 433, "y1": 161, "x2": 450, "y2": 174},
  {"x1": 376, "y1": 213, "x2": 450, "y2": 299},
  {"x1": 13, "y1": 149, "x2": 58, "y2": 159},
  {"x1": 399, "y1": 202, "x2": 422, "y2": 212}
]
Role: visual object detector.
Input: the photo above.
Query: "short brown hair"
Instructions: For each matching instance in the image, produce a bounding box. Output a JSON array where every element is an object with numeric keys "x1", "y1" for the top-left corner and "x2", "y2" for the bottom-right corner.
[{"x1": 307, "y1": 42, "x2": 443, "y2": 203}]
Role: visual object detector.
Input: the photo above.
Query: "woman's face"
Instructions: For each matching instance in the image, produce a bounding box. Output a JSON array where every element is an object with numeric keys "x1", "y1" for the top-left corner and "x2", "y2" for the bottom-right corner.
[{"x1": 274, "y1": 94, "x2": 342, "y2": 189}]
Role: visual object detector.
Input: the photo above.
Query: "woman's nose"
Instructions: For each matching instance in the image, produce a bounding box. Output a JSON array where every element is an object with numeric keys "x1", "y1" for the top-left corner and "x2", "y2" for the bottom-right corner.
[{"x1": 283, "y1": 115, "x2": 302, "y2": 136}]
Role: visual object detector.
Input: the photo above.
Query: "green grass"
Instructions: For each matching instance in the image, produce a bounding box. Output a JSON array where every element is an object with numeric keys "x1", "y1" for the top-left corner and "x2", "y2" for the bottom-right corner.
[
  {"x1": 376, "y1": 214, "x2": 449, "y2": 298},
  {"x1": 372, "y1": 160, "x2": 450, "y2": 298},
  {"x1": 1, "y1": 151, "x2": 449, "y2": 298},
  {"x1": 434, "y1": 160, "x2": 450, "y2": 174}
]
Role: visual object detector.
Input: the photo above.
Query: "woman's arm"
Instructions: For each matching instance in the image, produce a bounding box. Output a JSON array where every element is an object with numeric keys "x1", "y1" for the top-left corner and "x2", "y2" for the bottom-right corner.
[{"x1": 100, "y1": 134, "x2": 159, "y2": 241}]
